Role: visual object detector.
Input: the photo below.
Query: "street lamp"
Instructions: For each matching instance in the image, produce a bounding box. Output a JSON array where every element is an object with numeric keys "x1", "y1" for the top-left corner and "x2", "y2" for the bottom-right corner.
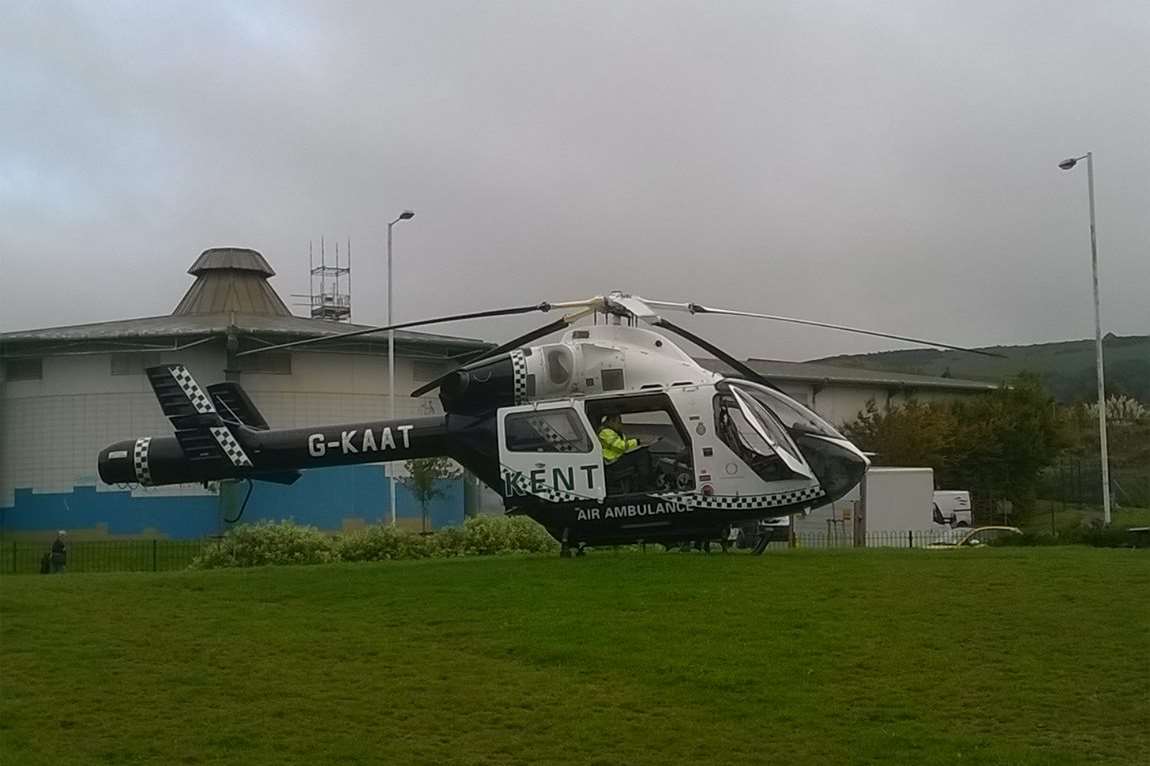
[
  {"x1": 387, "y1": 209, "x2": 415, "y2": 526},
  {"x1": 1058, "y1": 152, "x2": 1111, "y2": 525}
]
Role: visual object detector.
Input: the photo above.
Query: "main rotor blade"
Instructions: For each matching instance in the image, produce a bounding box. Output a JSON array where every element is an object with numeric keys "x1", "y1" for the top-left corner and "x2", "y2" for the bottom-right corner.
[
  {"x1": 235, "y1": 300, "x2": 598, "y2": 357},
  {"x1": 639, "y1": 299, "x2": 1005, "y2": 358},
  {"x1": 410, "y1": 308, "x2": 593, "y2": 398},
  {"x1": 650, "y1": 318, "x2": 782, "y2": 392}
]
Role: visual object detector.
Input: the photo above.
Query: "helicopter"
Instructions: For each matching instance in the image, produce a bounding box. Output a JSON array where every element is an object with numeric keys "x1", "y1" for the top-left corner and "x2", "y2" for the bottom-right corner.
[{"x1": 97, "y1": 292, "x2": 997, "y2": 555}]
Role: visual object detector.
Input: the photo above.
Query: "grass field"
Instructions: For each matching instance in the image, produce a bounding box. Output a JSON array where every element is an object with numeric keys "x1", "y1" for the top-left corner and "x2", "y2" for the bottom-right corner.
[{"x1": 2, "y1": 549, "x2": 1147, "y2": 765}]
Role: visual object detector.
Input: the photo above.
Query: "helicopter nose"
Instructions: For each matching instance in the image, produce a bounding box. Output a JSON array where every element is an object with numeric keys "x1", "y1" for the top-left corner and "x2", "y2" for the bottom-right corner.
[{"x1": 793, "y1": 434, "x2": 869, "y2": 505}]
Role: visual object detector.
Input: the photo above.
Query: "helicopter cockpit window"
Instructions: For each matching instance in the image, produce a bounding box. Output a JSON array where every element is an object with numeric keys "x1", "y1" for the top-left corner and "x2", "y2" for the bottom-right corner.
[
  {"x1": 715, "y1": 389, "x2": 813, "y2": 482},
  {"x1": 729, "y1": 387, "x2": 799, "y2": 460},
  {"x1": 715, "y1": 394, "x2": 788, "y2": 481},
  {"x1": 504, "y1": 409, "x2": 593, "y2": 453},
  {"x1": 733, "y1": 382, "x2": 845, "y2": 440}
]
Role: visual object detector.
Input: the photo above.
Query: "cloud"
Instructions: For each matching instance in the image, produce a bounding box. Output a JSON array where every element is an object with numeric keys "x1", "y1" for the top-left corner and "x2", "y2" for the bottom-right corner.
[{"x1": 2, "y1": 0, "x2": 1147, "y2": 359}]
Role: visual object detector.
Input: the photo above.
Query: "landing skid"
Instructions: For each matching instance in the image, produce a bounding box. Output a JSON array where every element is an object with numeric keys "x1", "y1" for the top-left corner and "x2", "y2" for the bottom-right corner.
[{"x1": 559, "y1": 541, "x2": 586, "y2": 558}]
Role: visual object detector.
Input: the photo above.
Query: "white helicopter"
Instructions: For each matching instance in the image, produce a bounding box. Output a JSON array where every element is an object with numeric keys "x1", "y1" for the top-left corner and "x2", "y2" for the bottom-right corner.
[{"x1": 99, "y1": 293, "x2": 995, "y2": 555}]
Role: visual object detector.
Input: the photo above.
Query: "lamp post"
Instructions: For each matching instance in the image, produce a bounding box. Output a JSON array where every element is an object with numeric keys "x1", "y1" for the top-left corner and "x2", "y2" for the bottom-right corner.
[
  {"x1": 387, "y1": 209, "x2": 415, "y2": 526},
  {"x1": 1058, "y1": 152, "x2": 1111, "y2": 525}
]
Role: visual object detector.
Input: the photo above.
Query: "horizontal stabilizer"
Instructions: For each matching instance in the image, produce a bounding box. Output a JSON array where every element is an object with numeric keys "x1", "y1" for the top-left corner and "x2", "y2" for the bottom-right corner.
[{"x1": 174, "y1": 429, "x2": 226, "y2": 464}]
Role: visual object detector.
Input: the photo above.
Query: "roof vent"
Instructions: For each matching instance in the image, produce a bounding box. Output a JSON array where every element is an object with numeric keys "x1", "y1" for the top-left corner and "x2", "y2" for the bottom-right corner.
[{"x1": 172, "y1": 248, "x2": 291, "y2": 317}]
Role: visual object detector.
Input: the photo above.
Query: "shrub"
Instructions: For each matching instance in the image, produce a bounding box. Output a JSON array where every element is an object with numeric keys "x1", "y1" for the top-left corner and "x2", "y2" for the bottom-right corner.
[
  {"x1": 337, "y1": 525, "x2": 433, "y2": 562},
  {"x1": 190, "y1": 520, "x2": 337, "y2": 569},
  {"x1": 1059, "y1": 525, "x2": 1137, "y2": 548},
  {"x1": 428, "y1": 526, "x2": 467, "y2": 558},
  {"x1": 999, "y1": 525, "x2": 1142, "y2": 548},
  {"x1": 996, "y1": 531, "x2": 1055, "y2": 547},
  {"x1": 461, "y1": 515, "x2": 558, "y2": 556},
  {"x1": 188, "y1": 516, "x2": 559, "y2": 569}
]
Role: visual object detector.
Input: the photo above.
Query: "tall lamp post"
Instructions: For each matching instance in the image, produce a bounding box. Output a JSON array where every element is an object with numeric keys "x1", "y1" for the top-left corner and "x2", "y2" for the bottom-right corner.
[
  {"x1": 388, "y1": 209, "x2": 416, "y2": 524},
  {"x1": 1058, "y1": 152, "x2": 1111, "y2": 525}
]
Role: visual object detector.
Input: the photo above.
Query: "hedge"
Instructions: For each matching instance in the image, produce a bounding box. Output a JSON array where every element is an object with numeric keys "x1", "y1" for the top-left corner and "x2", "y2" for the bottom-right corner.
[{"x1": 191, "y1": 516, "x2": 557, "y2": 569}]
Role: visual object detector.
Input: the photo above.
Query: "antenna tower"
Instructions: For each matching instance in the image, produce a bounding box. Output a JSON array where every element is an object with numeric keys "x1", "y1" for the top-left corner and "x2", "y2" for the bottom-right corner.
[{"x1": 305, "y1": 237, "x2": 353, "y2": 322}]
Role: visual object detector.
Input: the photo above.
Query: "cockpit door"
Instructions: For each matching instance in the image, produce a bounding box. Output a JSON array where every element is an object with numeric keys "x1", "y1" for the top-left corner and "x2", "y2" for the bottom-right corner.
[{"x1": 497, "y1": 400, "x2": 606, "y2": 503}]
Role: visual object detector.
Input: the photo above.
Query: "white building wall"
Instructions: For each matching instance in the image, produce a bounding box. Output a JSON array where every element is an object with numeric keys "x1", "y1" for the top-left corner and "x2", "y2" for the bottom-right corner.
[
  {"x1": 890, "y1": 388, "x2": 977, "y2": 407},
  {"x1": 809, "y1": 384, "x2": 986, "y2": 429},
  {"x1": 239, "y1": 349, "x2": 445, "y2": 428},
  {"x1": 811, "y1": 385, "x2": 883, "y2": 428},
  {"x1": 0, "y1": 345, "x2": 225, "y2": 504},
  {"x1": 0, "y1": 343, "x2": 456, "y2": 505},
  {"x1": 776, "y1": 383, "x2": 814, "y2": 407}
]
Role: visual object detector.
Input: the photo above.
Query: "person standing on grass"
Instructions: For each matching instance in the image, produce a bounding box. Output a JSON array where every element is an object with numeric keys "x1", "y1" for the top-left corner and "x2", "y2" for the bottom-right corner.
[{"x1": 50, "y1": 530, "x2": 67, "y2": 573}]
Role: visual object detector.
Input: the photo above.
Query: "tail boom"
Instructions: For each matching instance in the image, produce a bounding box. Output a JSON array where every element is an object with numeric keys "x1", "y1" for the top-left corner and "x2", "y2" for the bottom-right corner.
[{"x1": 98, "y1": 416, "x2": 450, "y2": 487}]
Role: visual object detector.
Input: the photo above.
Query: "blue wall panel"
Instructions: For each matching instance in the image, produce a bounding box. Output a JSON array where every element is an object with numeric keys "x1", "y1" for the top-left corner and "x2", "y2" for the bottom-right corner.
[
  {"x1": 0, "y1": 487, "x2": 220, "y2": 539},
  {"x1": 1, "y1": 467, "x2": 464, "y2": 539},
  {"x1": 222, "y1": 466, "x2": 464, "y2": 531}
]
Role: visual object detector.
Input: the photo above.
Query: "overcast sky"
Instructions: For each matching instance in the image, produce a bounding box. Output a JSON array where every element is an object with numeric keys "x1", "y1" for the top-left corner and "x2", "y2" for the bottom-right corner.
[{"x1": 2, "y1": 1, "x2": 1147, "y2": 360}]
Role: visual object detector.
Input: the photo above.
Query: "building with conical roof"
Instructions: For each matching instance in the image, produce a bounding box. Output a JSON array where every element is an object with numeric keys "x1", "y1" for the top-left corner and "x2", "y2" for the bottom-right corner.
[
  {"x1": 0, "y1": 248, "x2": 490, "y2": 543},
  {"x1": 173, "y1": 247, "x2": 291, "y2": 317}
]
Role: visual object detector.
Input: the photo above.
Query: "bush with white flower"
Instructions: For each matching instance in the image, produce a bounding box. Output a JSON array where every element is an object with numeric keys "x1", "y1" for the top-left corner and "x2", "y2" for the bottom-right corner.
[{"x1": 1086, "y1": 395, "x2": 1147, "y2": 424}]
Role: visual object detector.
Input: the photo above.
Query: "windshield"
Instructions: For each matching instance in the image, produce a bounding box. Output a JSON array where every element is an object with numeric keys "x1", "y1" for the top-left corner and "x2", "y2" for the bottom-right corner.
[
  {"x1": 722, "y1": 398, "x2": 775, "y2": 456},
  {"x1": 715, "y1": 386, "x2": 813, "y2": 480},
  {"x1": 714, "y1": 393, "x2": 795, "y2": 482},
  {"x1": 727, "y1": 381, "x2": 845, "y2": 439},
  {"x1": 730, "y1": 386, "x2": 799, "y2": 460}
]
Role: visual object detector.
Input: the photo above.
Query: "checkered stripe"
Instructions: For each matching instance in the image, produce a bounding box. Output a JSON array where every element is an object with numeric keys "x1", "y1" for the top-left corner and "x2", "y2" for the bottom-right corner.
[
  {"x1": 170, "y1": 365, "x2": 216, "y2": 414},
  {"x1": 527, "y1": 416, "x2": 579, "y2": 452},
  {"x1": 209, "y1": 426, "x2": 253, "y2": 467},
  {"x1": 675, "y1": 485, "x2": 826, "y2": 511},
  {"x1": 645, "y1": 496, "x2": 692, "y2": 513},
  {"x1": 501, "y1": 467, "x2": 585, "y2": 504},
  {"x1": 510, "y1": 350, "x2": 528, "y2": 405},
  {"x1": 133, "y1": 437, "x2": 153, "y2": 485}
]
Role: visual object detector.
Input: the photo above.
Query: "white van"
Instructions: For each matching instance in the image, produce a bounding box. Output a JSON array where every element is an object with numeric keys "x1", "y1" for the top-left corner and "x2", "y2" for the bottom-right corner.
[{"x1": 932, "y1": 491, "x2": 972, "y2": 527}]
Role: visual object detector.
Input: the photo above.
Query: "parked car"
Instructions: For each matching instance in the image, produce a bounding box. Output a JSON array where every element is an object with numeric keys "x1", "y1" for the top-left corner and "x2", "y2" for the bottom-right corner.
[
  {"x1": 926, "y1": 526, "x2": 1022, "y2": 548},
  {"x1": 1127, "y1": 527, "x2": 1150, "y2": 549}
]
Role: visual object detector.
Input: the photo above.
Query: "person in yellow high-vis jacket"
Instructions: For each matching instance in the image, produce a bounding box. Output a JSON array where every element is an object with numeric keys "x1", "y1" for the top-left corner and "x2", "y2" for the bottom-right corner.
[
  {"x1": 597, "y1": 414, "x2": 653, "y2": 493},
  {"x1": 597, "y1": 414, "x2": 638, "y2": 463}
]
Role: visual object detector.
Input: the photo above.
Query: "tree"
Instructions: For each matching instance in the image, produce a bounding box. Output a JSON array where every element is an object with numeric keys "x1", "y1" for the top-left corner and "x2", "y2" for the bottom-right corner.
[
  {"x1": 400, "y1": 457, "x2": 462, "y2": 532},
  {"x1": 842, "y1": 398, "x2": 957, "y2": 476},
  {"x1": 946, "y1": 374, "x2": 1069, "y2": 515},
  {"x1": 842, "y1": 375, "x2": 1069, "y2": 520}
]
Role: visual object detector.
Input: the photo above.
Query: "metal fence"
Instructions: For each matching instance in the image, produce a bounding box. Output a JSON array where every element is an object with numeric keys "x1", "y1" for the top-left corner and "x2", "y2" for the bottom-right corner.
[
  {"x1": 0, "y1": 539, "x2": 210, "y2": 576},
  {"x1": 0, "y1": 528, "x2": 983, "y2": 575},
  {"x1": 1038, "y1": 457, "x2": 1150, "y2": 509},
  {"x1": 787, "y1": 528, "x2": 960, "y2": 550}
]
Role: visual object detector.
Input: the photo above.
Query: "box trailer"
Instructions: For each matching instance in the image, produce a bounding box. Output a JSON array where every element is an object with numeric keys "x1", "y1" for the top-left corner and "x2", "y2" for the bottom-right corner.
[
  {"x1": 794, "y1": 467, "x2": 963, "y2": 545},
  {"x1": 861, "y1": 467, "x2": 936, "y2": 533}
]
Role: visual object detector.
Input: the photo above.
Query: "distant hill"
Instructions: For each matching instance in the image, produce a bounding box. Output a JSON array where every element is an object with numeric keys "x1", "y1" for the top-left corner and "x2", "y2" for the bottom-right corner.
[{"x1": 810, "y1": 334, "x2": 1150, "y2": 404}]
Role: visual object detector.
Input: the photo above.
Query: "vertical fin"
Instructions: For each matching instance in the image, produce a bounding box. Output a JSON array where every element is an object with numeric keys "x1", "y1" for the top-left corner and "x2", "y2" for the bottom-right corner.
[{"x1": 145, "y1": 365, "x2": 255, "y2": 469}]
